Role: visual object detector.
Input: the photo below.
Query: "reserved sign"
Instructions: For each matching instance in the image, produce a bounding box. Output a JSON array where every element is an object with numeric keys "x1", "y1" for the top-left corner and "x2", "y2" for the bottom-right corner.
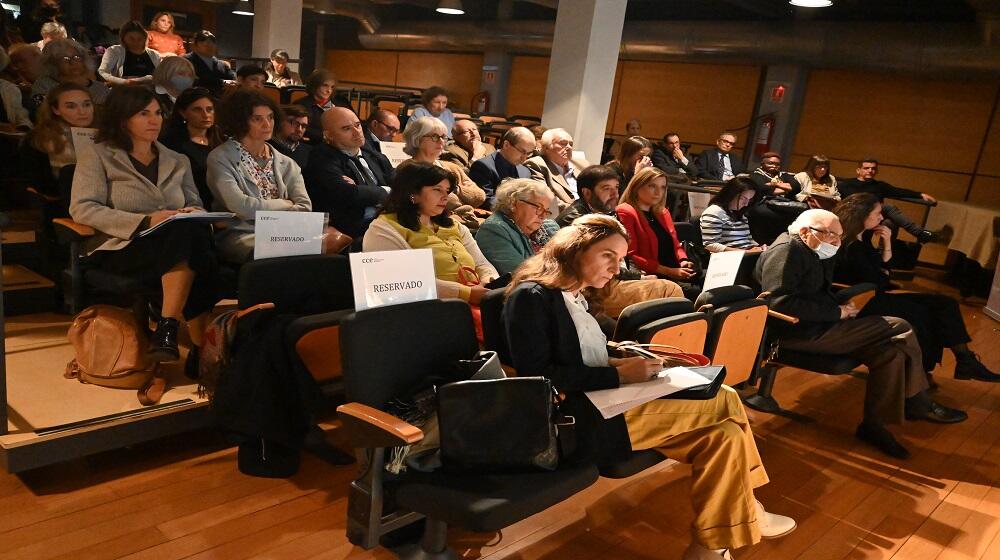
[
  {"x1": 253, "y1": 211, "x2": 326, "y2": 260},
  {"x1": 702, "y1": 250, "x2": 745, "y2": 292},
  {"x1": 380, "y1": 141, "x2": 410, "y2": 169},
  {"x1": 350, "y1": 249, "x2": 438, "y2": 311}
]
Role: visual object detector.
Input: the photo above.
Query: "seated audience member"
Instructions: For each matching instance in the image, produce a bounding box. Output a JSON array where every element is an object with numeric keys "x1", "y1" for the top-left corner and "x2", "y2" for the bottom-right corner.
[
  {"x1": 794, "y1": 154, "x2": 840, "y2": 203},
  {"x1": 700, "y1": 176, "x2": 764, "y2": 253},
  {"x1": 151, "y1": 54, "x2": 195, "y2": 109},
  {"x1": 617, "y1": 167, "x2": 701, "y2": 298},
  {"x1": 146, "y1": 12, "x2": 185, "y2": 56},
  {"x1": 235, "y1": 64, "x2": 267, "y2": 90},
  {"x1": 476, "y1": 178, "x2": 556, "y2": 275},
  {"x1": 755, "y1": 209, "x2": 966, "y2": 458},
  {"x1": 697, "y1": 132, "x2": 745, "y2": 181},
  {"x1": 265, "y1": 49, "x2": 301, "y2": 87},
  {"x1": 303, "y1": 107, "x2": 388, "y2": 244},
  {"x1": 524, "y1": 127, "x2": 591, "y2": 216},
  {"x1": 184, "y1": 30, "x2": 235, "y2": 95},
  {"x1": 833, "y1": 194, "x2": 999, "y2": 384},
  {"x1": 750, "y1": 152, "x2": 800, "y2": 198},
  {"x1": 98, "y1": 21, "x2": 161, "y2": 87},
  {"x1": 440, "y1": 118, "x2": 494, "y2": 171},
  {"x1": 268, "y1": 104, "x2": 311, "y2": 170},
  {"x1": 19, "y1": 83, "x2": 92, "y2": 205},
  {"x1": 363, "y1": 162, "x2": 498, "y2": 304},
  {"x1": 469, "y1": 126, "x2": 535, "y2": 208},
  {"x1": 408, "y1": 85, "x2": 455, "y2": 135},
  {"x1": 504, "y1": 213, "x2": 796, "y2": 560},
  {"x1": 608, "y1": 135, "x2": 653, "y2": 193},
  {"x1": 296, "y1": 69, "x2": 337, "y2": 145},
  {"x1": 207, "y1": 89, "x2": 312, "y2": 263},
  {"x1": 556, "y1": 164, "x2": 621, "y2": 227},
  {"x1": 652, "y1": 132, "x2": 698, "y2": 178},
  {"x1": 4, "y1": 43, "x2": 42, "y2": 95},
  {"x1": 32, "y1": 39, "x2": 109, "y2": 103},
  {"x1": 0, "y1": 47, "x2": 31, "y2": 131},
  {"x1": 604, "y1": 118, "x2": 642, "y2": 163},
  {"x1": 17, "y1": 0, "x2": 66, "y2": 44},
  {"x1": 35, "y1": 21, "x2": 66, "y2": 50},
  {"x1": 529, "y1": 124, "x2": 546, "y2": 155},
  {"x1": 838, "y1": 158, "x2": 937, "y2": 243},
  {"x1": 400, "y1": 116, "x2": 486, "y2": 213},
  {"x1": 70, "y1": 86, "x2": 219, "y2": 373},
  {"x1": 161, "y1": 87, "x2": 221, "y2": 207},
  {"x1": 361, "y1": 107, "x2": 398, "y2": 179}
]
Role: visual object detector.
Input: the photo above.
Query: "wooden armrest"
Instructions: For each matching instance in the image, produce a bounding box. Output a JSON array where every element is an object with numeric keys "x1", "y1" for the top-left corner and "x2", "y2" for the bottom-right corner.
[
  {"x1": 696, "y1": 303, "x2": 714, "y2": 313},
  {"x1": 757, "y1": 291, "x2": 771, "y2": 300},
  {"x1": 767, "y1": 309, "x2": 800, "y2": 324},
  {"x1": 336, "y1": 402, "x2": 423, "y2": 448},
  {"x1": 236, "y1": 302, "x2": 275, "y2": 319},
  {"x1": 832, "y1": 282, "x2": 849, "y2": 289},
  {"x1": 26, "y1": 186, "x2": 59, "y2": 203},
  {"x1": 891, "y1": 196, "x2": 935, "y2": 207},
  {"x1": 52, "y1": 218, "x2": 95, "y2": 239}
]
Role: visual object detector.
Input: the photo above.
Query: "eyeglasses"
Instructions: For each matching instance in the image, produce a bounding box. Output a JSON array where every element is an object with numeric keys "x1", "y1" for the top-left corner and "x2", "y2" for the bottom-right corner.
[
  {"x1": 376, "y1": 120, "x2": 400, "y2": 135},
  {"x1": 510, "y1": 143, "x2": 534, "y2": 157},
  {"x1": 60, "y1": 55, "x2": 83, "y2": 63},
  {"x1": 808, "y1": 226, "x2": 841, "y2": 242},
  {"x1": 422, "y1": 133, "x2": 450, "y2": 143},
  {"x1": 719, "y1": 138, "x2": 735, "y2": 145},
  {"x1": 519, "y1": 199, "x2": 547, "y2": 216}
]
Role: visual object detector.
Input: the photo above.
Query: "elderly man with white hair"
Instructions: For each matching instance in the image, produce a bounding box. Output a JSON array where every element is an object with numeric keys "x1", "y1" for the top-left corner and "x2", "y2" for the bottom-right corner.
[
  {"x1": 755, "y1": 209, "x2": 966, "y2": 459},
  {"x1": 524, "y1": 127, "x2": 591, "y2": 218},
  {"x1": 469, "y1": 126, "x2": 535, "y2": 209}
]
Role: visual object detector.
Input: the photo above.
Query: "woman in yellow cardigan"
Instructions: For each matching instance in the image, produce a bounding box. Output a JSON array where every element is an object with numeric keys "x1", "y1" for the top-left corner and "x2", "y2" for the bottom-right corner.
[{"x1": 362, "y1": 162, "x2": 498, "y2": 305}]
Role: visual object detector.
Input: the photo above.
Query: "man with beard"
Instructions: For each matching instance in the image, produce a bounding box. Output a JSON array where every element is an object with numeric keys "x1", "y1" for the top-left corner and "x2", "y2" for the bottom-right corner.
[
  {"x1": 269, "y1": 105, "x2": 311, "y2": 170},
  {"x1": 556, "y1": 164, "x2": 620, "y2": 227}
]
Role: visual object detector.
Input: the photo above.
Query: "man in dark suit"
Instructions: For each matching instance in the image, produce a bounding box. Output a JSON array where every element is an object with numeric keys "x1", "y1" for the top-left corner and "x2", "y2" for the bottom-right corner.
[
  {"x1": 184, "y1": 30, "x2": 235, "y2": 96},
  {"x1": 269, "y1": 105, "x2": 312, "y2": 171},
  {"x1": 361, "y1": 108, "x2": 399, "y2": 182},
  {"x1": 469, "y1": 126, "x2": 534, "y2": 209},
  {"x1": 652, "y1": 132, "x2": 698, "y2": 178},
  {"x1": 697, "y1": 132, "x2": 745, "y2": 180},
  {"x1": 303, "y1": 107, "x2": 389, "y2": 247}
]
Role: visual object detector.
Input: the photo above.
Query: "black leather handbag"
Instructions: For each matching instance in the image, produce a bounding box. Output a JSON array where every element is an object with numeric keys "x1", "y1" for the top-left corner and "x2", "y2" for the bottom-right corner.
[{"x1": 437, "y1": 377, "x2": 575, "y2": 473}]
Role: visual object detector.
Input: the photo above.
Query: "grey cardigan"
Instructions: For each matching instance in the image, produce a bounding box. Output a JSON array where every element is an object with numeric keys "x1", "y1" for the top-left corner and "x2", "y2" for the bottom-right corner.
[
  {"x1": 206, "y1": 139, "x2": 312, "y2": 234},
  {"x1": 97, "y1": 44, "x2": 161, "y2": 85},
  {"x1": 70, "y1": 141, "x2": 202, "y2": 254}
]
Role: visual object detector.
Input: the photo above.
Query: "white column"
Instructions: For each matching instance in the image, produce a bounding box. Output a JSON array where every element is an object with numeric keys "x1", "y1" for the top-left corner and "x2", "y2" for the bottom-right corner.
[
  {"x1": 252, "y1": 0, "x2": 304, "y2": 71},
  {"x1": 540, "y1": 0, "x2": 627, "y2": 164}
]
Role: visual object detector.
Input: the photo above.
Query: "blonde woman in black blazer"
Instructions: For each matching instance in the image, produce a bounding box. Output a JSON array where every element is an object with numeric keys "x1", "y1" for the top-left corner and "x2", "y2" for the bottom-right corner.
[{"x1": 70, "y1": 86, "x2": 220, "y2": 373}]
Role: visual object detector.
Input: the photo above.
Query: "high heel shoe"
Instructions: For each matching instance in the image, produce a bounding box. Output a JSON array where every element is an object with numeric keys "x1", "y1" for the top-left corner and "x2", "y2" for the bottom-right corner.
[{"x1": 147, "y1": 317, "x2": 180, "y2": 362}]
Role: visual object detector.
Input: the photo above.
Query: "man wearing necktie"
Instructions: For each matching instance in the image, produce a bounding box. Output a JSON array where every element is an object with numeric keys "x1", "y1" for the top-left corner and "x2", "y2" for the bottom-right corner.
[
  {"x1": 303, "y1": 107, "x2": 391, "y2": 247},
  {"x1": 697, "y1": 132, "x2": 745, "y2": 180}
]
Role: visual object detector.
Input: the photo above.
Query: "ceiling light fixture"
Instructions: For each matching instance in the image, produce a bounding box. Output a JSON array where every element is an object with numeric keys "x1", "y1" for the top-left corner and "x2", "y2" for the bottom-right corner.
[
  {"x1": 789, "y1": 0, "x2": 832, "y2": 6},
  {"x1": 436, "y1": 0, "x2": 464, "y2": 15},
  {"x1": 233, "y1": 0, "x2": 254, "y2": 16}
]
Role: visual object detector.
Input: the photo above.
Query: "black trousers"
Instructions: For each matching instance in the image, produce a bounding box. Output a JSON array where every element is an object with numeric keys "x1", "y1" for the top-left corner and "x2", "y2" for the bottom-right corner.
[
  {"x1": 85, "y1": 221, "x2": 221, "y2": 320},
  {"x1": 860, "y1": 292, "x2": 971, "y2": 372}
]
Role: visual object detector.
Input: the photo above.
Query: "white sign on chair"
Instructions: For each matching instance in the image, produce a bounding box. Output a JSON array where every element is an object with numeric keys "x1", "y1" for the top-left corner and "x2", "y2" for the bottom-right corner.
[
  {"x1": 253, "y1": 211, "x2": 326, "y2": 260},
  {"x1": 380, "y1": 141, "x2": 411, "y2": 169},
  {"x1": 702, "y1": 250, "x2": 745, "y2": 292},
  {"x1": 350, "y1": 249, "x2": 438, "y2": 311}
]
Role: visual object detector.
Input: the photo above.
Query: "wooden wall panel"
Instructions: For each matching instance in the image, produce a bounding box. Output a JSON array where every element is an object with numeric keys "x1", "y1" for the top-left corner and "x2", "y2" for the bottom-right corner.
[
  {"x1": 325, "y1": 50, "x2": 398, "y2": 88},
  {"x1": 611, "y1": 61, "x2": 761, "y2": 146},
  {"x1": 968, "y1": 176, "x2": 1000, "y2": 209},
  {"x1": 794, "y1": 70, "x2": 998, "y2": 174},
  {"x1": 507, "y1": 56, "x2": 549, "y2": 118},
  {"x1": 396, "y1": 52, "x2": 484, "y2": 112},
  {"x1": 974, "y1": 100, "x2": 1000, "y2": 178}
]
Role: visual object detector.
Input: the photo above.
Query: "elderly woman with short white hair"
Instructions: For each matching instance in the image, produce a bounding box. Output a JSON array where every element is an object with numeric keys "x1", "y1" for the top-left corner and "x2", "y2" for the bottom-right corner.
[
  {"x1": 476, "y1": 178, "x2": 557, "y2": 275},
  {"x1": 399, "y1": 115, "x2": 487, "y2": 212},
  {"x1": 31, "y1": 38, "x2": 109, "y2": 103}
]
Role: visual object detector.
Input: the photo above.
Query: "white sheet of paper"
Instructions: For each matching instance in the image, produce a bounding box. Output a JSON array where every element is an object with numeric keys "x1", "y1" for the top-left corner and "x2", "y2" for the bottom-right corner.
[
  {"x1": 688, "y1": 192, "x2": 712, "y2": 218},
  {"x1": 253, "y1": 211, "x2": 326, "y2": 260},
  {"x1": 572, "y1": 150, "x2": 589, "y2": 164},
  {"x1": 350, "y1": 249, "x2": 438, "y2": 311},
  {"x1": 70, "y1": 127, "x2": 98, "y2": 159},
  {"x1": 380, "y1": 141, "x2": 410, "y2": 169},
  {"x1": 702, "y1": 250, "x2": 745, "y2": 292},
  {"x1": 585, "y1": 367, "x2": 709, "y2": 419}
]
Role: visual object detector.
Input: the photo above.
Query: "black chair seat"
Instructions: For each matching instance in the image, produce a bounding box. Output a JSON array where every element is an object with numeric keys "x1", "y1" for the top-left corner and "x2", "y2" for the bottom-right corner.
[
  {"x1": 599, "y1": 449, "x2": 666, "y2": 479},
  {"x1": 395, "y1": 463, "x2": 599, "y2": 533},
  {"x1": 774, "y1": 349, "x2": 861, "y2": 375}
]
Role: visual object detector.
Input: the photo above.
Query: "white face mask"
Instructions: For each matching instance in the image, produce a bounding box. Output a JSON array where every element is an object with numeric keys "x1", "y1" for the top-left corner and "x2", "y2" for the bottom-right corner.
[
  {"x1": 812, "y1": 240, "x2": 839, "y2": 260},
  {"x1": 170, "y1": 76, "x2": 194, "y2": 92}
]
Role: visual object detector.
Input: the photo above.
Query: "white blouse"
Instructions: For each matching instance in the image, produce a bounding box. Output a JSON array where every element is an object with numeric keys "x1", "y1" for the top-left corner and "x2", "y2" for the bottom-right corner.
[{"x1": 562, "y1": 291, "x2": 610, "y2": 367}]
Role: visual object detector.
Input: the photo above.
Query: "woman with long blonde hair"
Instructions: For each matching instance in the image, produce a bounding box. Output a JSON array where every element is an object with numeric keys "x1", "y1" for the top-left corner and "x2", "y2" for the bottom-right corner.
[{"x1": 146, "y1": 12, "x2": 185, "y2": 56}]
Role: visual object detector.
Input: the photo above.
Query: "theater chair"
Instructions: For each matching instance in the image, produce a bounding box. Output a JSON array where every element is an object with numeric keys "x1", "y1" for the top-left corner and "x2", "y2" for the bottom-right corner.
[
  {"x1": 337, "y1": 299, "x2": 599, "y2": 558},
  {"x1": 693, "y1": 286, "x2": 769, "y2": 387},
  {"x1": 739, "y1": 283, "x2": 878, "y2": 421},
  {"x1": 613, "y1": 297, "x2": 709, "y2": 354}
]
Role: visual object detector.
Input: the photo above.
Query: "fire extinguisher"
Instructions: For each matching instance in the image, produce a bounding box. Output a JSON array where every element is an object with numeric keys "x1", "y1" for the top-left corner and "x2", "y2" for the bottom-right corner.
[
  {"x1": 754, "y1": 114, "x2": 775, "y2": 157},
  {"x1": 473, "y1": 91, "x2": 490, "y2": 114}
]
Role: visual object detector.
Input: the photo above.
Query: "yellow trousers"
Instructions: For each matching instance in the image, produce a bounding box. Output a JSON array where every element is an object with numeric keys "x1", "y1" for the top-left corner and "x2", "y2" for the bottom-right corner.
[{"x1": 623, "y1": 385, "x2": 768, "y2": 550}]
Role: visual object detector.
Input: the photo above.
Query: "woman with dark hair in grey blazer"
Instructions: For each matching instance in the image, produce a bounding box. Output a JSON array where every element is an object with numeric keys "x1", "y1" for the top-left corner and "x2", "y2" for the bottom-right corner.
[
  {"x1": 70, "y1": 85, "x2": 221, "y2": 376},
  {"x1": 207, "y1": 89, "x2": 312, "y2": 263}
]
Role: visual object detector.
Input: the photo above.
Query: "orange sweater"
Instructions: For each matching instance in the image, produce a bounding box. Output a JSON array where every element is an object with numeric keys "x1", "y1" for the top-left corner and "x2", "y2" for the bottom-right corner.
[{"x1": 147, "y1": 31, "x2": 185, "y2": 56}]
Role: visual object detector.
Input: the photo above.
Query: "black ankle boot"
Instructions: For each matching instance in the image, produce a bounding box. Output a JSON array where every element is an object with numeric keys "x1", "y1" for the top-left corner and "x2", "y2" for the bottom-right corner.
[
  {"x1": 148, "y1": 318, "x2": 180, "y2": 362},
  {"x1": 954, "y1": 351, "x2": 1000, "y2": 383},
  {"x1": 184, "y1": 345, "x2": 201, "y2": 380}
]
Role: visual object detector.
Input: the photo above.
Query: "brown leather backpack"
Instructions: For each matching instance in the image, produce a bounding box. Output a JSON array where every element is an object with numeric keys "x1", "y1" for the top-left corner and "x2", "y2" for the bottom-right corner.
[{"x1": 65, "y1": 305, "x2": 164, "y2": 404}]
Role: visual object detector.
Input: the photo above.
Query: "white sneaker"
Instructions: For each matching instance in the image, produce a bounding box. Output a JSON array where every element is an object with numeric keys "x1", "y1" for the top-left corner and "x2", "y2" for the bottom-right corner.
[
  {"x1": 682, "y1": 543, "x2": 734, "y2": 560},
  {"x1": 755, "y1": 499, "x2": 796, "y2": 539}
]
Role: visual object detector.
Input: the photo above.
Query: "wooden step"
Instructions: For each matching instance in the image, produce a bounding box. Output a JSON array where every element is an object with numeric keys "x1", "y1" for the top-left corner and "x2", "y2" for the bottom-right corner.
[{"x1": 2, "y1": 264, "x2": 56, "y2": 315}]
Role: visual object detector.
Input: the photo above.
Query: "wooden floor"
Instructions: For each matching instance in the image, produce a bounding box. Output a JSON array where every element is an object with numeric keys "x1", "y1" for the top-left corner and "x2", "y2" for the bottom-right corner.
[{"x1": 1, "y1": 269, "x2": 999, "y2": 560}]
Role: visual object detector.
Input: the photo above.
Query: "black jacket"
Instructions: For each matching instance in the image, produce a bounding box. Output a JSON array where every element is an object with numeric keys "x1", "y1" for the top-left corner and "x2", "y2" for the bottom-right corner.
[
  {"x1": 469, "y1": 151, "x2": 531, "y2": 207},
  {"x1": 838, "y1": 178, "x2": 922, "y2": 202},
  {"x1": 504, "y1": 282, "x2": 632, "y2": 466},
  {"x1": 652, "y1": 145, "x2": 698, "y2": 177},
  {"x1": 751, "y1": 168, "x2": 801, "y2": 198},
  {"x1": 696, "y1": 147, "x2": 746, "y2": 180},
  {"x1": 269, "y1": 139, "x2": 312, "y2": 173},
  {"x1": 754, "y1": 232, "x2": 842, "y2": 339},
  {"x1": 303, "y1": 142, "x2": 389, "y2": 239},
  {"x1": 184, "y1": 53, "x2": 235, "y2": 95}
]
